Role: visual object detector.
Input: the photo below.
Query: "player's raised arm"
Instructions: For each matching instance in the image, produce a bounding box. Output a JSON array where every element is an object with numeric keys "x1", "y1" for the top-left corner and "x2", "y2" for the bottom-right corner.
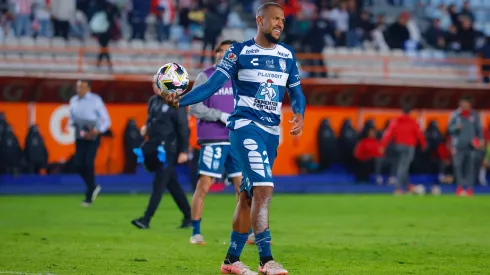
[
  {"x1": 175, "y1": 44, "x2": 241, "y2": 108},
  {"x1": 286, "y1": 52, "x2": 306, "y2": 136}
]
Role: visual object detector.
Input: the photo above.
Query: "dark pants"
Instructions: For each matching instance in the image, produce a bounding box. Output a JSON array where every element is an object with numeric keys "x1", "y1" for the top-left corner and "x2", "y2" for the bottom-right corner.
[
  {"x1": 355, "y1": 158, "x2": 382, "y2": 183},
  {"x1": 393, "y1": 144, "x2": 415, "y2": 189},
  {"x1": 96, "y1": 31, "x2": 112, "y2": 68},
  {"x1": 143, "y1": 164, "x2": 191, "y2": 223},
  {"x1": 75, "y1": 138, "x2": 100, "y2": 202},
  {"x1": 199, "y1": 34, "x2": 218, "y2": 65},
  {"x1": 453, "y1": 148, "x2": 476, "y2": 187},
  {"x1": 53, "y1": 19, "x2": 69, "y2": 40}
]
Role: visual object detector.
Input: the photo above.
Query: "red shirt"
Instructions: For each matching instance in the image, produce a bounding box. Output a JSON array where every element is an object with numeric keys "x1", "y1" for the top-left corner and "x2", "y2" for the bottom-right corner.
[
  {"x1": 381, "y1": 115, "x2": 427, "y2": 149},
  {"x1": 354, "y1": 137, "x2": 383, "y2": 161}
]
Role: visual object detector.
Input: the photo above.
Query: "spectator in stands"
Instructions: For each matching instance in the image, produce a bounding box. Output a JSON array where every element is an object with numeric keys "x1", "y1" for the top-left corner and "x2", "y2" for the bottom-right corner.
[
  {"x1": 129, "y1": 0, "x2": 149, "y2": 40},
  {"x1": 457, "y1": 15, "x2": 476, "y2": 52},
  {"x1": 354, "y1": 127, "x2": 383, "y2": 184},
  {"x1": 425, "y1": 18, "x2": 446, "y2": 50},
  {"x1": 13, "y1": 0, "x2": 32, "y2": 37},
  {"x1": 90, "y1": 1, "x2": 118, "y2": 71},
  {"x1": 384, "y1": 12, "x2": 410, "y2": 50},
  {"x1": 69, "y1": 80, "x2": 111, "y2": 206},
  {"x1": 429, "y1": 4, "x2": 451, "y2": 31},
  {"x1": 445, "y1": 24, "x2": 461, "y2": 52},
  {"x1": 459, "y1": 1, "x2": 474, "y2": 23},
  {"x1": 448, "y1": 96, "x2": 483, "y2": 197},
  {"x1": 50, "y1": 0, "x2": 76, "y2": 40},
  {"x1": 329, "y1": 0, "x2": 349, "y2": 47},
  {"x1": 354, "y1": 9, "x2": 374, "y2": 44},
  {"x1": 155, "y1": 0, "x2": 175, "y2": 42},
  {"x1": 477, "y1": 36, "x2": 490, "y2": 83},
  {"x1": 302, "y1": 8, "x2": 330, "y2": 77},
  {"x1": 0, "y1": 1, "x2": 14, "y2": 41},
  {"x1": 371, "y1": 13, "x2": 389, "y2": 51},
  {"x1": 381, "y1": 106, "x2": 427, "y2": 194},
  {"x1": 33, "y1": 0, "x2": 51, "y2": 38},
  {"x1": 447, "y1": 4, "x2": 460, "y2": 29},
  {"x1": 198, "y1": 4, "x2": 223, "y2": 67}
]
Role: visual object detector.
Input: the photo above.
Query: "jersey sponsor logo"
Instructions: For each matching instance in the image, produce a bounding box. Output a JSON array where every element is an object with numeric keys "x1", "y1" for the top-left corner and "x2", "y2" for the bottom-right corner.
[
  {"x1": 226, "y1": 52, "x2": 238, "y2": 62},
  {"x1": 215, "y1": 87, "x2": 233, "y2": 96},
  {"x1": 255, "y1": 79, "x2": 279, "y2": 112},
  {"x1": 279, "y1": 58, "x2": 287, "y2": 72},
  {"x1": 219, "y1": 59, "x2": 234, "y2": 70},
  {"x1": 246, "y1": 49, "x2": 259, "y2": 54},
  {"x1": 251, "y1": 58, "x2": 259, "y2": 66},
  {"x1": 277, "y1": 51, "x2": 290, "y2": 58},
  {"x1": 258, "y1": 71, "x2": 283, "y2": 79}
]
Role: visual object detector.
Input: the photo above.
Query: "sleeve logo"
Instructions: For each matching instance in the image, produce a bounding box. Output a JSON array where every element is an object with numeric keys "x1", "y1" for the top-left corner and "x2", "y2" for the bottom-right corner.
[{"x1": 226, "y1": 52, "x2": 238, "y2": 63}]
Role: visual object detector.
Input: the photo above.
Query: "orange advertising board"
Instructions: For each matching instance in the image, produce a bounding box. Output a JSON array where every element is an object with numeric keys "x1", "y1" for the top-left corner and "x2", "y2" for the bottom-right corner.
[{"x1": 4, "y1": 103, "x2": 490, "y2": 175}]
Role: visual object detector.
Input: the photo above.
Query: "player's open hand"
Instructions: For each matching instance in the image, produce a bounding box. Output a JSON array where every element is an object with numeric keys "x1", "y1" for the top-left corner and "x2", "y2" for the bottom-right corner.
[
  {"x1": 289, "y1": 113, "x2": 304, "y2": 136},
  {"x1": 162, "y1": 92, "x2": 180, "y2": 108}
]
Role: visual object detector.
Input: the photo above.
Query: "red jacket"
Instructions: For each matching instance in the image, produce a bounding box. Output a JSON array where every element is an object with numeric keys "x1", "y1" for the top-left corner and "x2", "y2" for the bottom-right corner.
[
  {"x1": 381, "y1": 115, "x2": 427, "y2": 149},
  {"x1": 354, "y1": 137, "x2": 383, "y2": 161}
]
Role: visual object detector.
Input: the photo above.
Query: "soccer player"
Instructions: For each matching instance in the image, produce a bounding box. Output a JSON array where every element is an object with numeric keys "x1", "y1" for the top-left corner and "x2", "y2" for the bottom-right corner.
[
  {"x1": 164, "y1": 2, "x2": 305, "y2": 274},
  {"x1": 188, "y1": 39, "x2": 244, "y2": 245}
]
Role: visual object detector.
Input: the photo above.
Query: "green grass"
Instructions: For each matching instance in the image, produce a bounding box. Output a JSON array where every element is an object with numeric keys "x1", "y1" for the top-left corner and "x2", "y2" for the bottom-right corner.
[{"x1": 0, "y1": 194, "x2": 490, "y2": 275}]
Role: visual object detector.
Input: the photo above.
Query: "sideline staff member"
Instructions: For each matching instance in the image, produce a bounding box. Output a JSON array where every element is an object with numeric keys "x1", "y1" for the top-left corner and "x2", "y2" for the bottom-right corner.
[
  {"x1": 131, "y1": 77, "x2": 192, "y2": 229},
  {"x1": 69, "y1": 80, "x2": 111, "y2": 206}
]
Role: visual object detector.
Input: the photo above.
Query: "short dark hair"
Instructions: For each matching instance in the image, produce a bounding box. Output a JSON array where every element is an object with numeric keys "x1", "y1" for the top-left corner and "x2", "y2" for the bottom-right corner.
[
  {"x1": 215, "y1": 39, "x2": 238, "y2": 52},
  {"x1": 256, "y1": 2, "x2": 283, "y2": 17},
  {"x1": 402, "y1": 105, "x2": 412, "y2": 114},
  {"x1": 79, "y1": 79, "x2": 92, "y2": 88},
  {"x1": 460, "y1": 95, "x2": 473, "y2": 103}
]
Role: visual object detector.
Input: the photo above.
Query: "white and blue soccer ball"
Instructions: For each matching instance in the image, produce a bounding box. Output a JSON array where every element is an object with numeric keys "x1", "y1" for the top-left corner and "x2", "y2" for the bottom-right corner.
[{"x1": 155, "y1": 63, "x2": 190, "y2": 96}]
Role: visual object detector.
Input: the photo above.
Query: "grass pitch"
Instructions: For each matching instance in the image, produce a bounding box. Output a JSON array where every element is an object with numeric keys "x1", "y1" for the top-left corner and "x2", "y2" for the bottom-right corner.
[{"x1": 0, "y1": 194, "x2": 489, "y2": 275}]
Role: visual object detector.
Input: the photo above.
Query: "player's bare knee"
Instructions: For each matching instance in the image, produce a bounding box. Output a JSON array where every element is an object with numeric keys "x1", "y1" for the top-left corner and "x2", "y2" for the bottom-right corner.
[
  {"x1": 196, "y1": 176, "x2": 213, "y2": 197},
  {"x1": 252, "y1": 186, "x2": 274, "y2": 201}
]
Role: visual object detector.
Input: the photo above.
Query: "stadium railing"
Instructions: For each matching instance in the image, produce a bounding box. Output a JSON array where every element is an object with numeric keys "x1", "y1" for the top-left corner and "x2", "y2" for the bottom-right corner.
[{"x1": 0, "y1": 39, "x2": 489, "y2": 83}]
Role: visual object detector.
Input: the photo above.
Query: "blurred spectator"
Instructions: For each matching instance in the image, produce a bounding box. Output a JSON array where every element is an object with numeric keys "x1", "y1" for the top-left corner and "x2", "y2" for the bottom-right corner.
[
  {"x1": 155, "y1": 0, "x2": 175, "y2": 41},
  {"x1": 33, "y1": 0, "x2": 51, "y2": 38},
  {"x1": 353, "y1": 9, "x2": 374, "y2": 44},
  {"x1": 13, "y1": 0, "x2": 31, "y2": 37},
  {"x1": 459, "y1": 0, "x2": 474, "y2": 23},
  {"x1": 329, "y1": 0, "x2": 349, "y2": 47},
  {"x1": 0, "y1": 1, "x2": 14, "y2": 41},
  {"x1": 89, "y1": 1, "x2": 119, "y2": 71},
  {"x1": 51, "y1": 0, "x2": 76, "y2": 40},
  {"x1": 425, "y1": 18, "x2": 445, "y2": 50},
  {"x1": 477, "y1": 36, "x2": 490, "y2": 83},
  {"x1": 371, "y1": 13, "x2": 389, "y2": 51},
  {"x1": 384, "y1": 12, "x2": 410, "y2": 50},
  {"x1": 445, "y1": 24, "x2": 461, "y2": 52},
  {"x1": 354, "y1": 127, "x2": 383, "y2": 184},
  {"x1": 458, "y1": 16, "x2": 476, "y2": 52},
  {"x1": 447, "y1": 4, "x2": 460, "y2": 28},
  {"x1": 129, "y1": 0, "x2": 149, "y2": 40},
  {"x1": 429, "y1": 4, "x2": 451, "y2": 31},
  {"x1": 199, "y1": 3, "x2": 223, "y2": 67},
  {"x1": 302, "y1": 8, "x2": 330, "y2": 77}
]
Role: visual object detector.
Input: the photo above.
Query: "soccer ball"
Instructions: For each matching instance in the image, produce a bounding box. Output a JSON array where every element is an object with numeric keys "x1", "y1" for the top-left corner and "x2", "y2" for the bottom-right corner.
[{"x1": 155, "y1": 63, "x2": 190, "y2": 96}]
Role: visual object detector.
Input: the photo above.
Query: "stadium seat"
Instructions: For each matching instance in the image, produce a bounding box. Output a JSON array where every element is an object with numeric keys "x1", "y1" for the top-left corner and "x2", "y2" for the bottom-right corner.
[
  {"x1": 51, "y1": 38, "x2": 67, "y2": 48},
  {"x1": 3, "y1": 37, "x2": 19, "y2": 46},
  {"x1": 68, "y1": 39, "x2": 82, "y2": 48},
  {"x1": 130, "y1": 39, "x2": 145, "y2": 50},
  {"x1": 35, "y1": 37, "x2": 51, "y2": 47},
  {"x1": 145, "y1": 40, "x2": 160, "y2": 50}
]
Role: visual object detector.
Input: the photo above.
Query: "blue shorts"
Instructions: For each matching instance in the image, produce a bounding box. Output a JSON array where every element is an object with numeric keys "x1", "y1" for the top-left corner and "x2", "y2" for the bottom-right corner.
[
  {"x1": 198, "y1": 143, "x2": 242, "y2": 179},
  {"x1": 229, "y1": 123, "x2": 280, "y2": 197}
]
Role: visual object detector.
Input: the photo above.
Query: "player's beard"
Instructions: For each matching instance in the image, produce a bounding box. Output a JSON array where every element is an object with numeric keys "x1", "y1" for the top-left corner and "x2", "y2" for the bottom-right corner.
[{"x1": 264, "y1": 32, "x2": 280, "y2": 44}]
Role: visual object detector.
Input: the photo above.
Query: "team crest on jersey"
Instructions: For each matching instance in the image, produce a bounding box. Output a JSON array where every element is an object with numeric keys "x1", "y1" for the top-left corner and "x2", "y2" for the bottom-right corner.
[
  {"x1": 226, "y1": 52, "x2": 238, "y2": 63},
  {"x1": 279, "y1": 59, "x2": 287, "y2": 72}
]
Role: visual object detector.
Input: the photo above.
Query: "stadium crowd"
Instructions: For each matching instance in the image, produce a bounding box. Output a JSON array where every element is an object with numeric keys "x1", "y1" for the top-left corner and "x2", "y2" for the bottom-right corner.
[{"x1": 0, "y1": 0, "x2": 488, "y2": 55}]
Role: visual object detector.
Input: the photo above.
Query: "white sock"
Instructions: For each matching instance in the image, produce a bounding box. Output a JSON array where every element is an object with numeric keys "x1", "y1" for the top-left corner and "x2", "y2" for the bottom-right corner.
[{"x1": 479, "y1": 168, "x2": 487, "y2": 184}]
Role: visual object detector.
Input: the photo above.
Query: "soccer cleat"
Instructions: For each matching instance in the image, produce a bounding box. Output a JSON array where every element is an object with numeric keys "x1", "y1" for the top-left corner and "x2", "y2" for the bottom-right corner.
[
  {"x1": 246, "y1": 232, "x2": 255, "y2": 244},
  {"x1": 258, "y1": 261, "x2": 288, "y2": 275},
  {"x1": 466, "y1": 188, "x2": 474, "y2": 197},
  {"x1": 131, "y1": 218, "x2": 150, "y2": 229},
  {"x1": 189, "y1": 234, "x2": 206, "y2": 245},
  {"x1": 179, "y1": 218, "x2": 192, "y2": 229},
  {"x1": 221, "y1": 261, "x2": 257, "y2": 275},
  {"x1": 91, "y1": 185, "x2": 101, "y2": 202}
]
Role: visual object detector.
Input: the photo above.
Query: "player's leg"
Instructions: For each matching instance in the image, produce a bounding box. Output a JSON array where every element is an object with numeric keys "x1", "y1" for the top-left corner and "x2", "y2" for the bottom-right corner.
[
  {"x1": 190, "y1": 144, "x2": 226, "y2": 244},
  {"x1": 231, "y1": 125, "x2": 287, "y2": 274},
  {"x1": 221, "y1": 179, "x2": 257, "y2": 275}
]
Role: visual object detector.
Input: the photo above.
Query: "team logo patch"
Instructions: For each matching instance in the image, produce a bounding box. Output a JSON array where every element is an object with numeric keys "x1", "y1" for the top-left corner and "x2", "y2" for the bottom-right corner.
[
  {"x1": 279, "y1": 58, "x2": 287, "y2": 72},
  {"x1": 212, "y1": 160, "x2": 220, "y2": 170},
  {"x1": 226, "y1": 52, "x2": 238, "y2": 62}
]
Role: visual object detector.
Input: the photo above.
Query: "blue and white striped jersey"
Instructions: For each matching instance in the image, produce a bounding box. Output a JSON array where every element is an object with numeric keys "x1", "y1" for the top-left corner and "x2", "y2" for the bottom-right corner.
[{"x1": 216, "y1": 39, "x2": 301, "y2": 135}]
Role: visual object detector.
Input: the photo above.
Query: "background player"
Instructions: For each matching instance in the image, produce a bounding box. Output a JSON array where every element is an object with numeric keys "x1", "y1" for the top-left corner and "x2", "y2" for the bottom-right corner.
[
  {"x1": 188, "y1": 39, "x2": 243, "y2": 245},
  {"x1": 164, "y1": 3, "x2": 306, "y2": 274}
]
